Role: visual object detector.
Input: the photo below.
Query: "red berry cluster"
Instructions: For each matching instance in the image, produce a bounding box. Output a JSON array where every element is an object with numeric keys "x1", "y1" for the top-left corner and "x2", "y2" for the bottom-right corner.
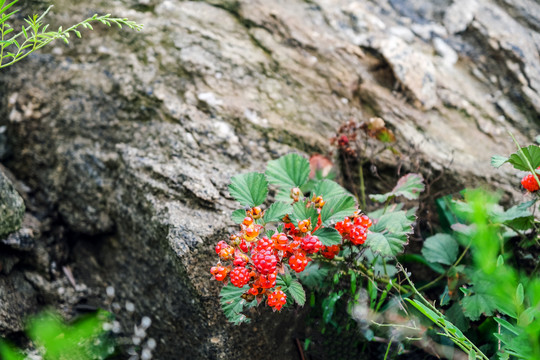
[
  {"x1": 211, "y1": 199, "x2": 373, "y2": 314},
  {"x1": 335, "y1": 214, "x2": 372, "y2": 245},
  {"x1": 521, "y1": 168, "x2": 540, "y2": 192}
]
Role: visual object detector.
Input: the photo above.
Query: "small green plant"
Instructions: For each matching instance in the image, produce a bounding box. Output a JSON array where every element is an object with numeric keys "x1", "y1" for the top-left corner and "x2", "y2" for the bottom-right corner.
[
  {"x1": 0, "y1": 0, "x2": 143, "y2": 69},
  {"x1": 0, "y1": 310, "x2": 114, "y2": 360}
]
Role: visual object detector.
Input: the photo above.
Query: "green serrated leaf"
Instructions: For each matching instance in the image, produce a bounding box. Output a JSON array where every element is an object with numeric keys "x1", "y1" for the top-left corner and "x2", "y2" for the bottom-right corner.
[
  {"x1": 220, "y1": 284, "x2": 251, "y2": 324},
  {"x1": 290, "y1": 200, "x2": 318, "y2": 229},
  {"x1": 320, "y1": 195, "x2": 356, "y2": 226},
  {"x1": 370, "y1": 173, "x2": 425, "y2": 203},
  {"x1": 228, "y1": 172, "x2": 268, "y2": 207},
  {"x1": 421, "y1": 233, "x2": 459, "y2": 266},
  {"x1": 263, "y1": 202, "x2": 292, "y2": 223},
  {"x1": 265, "y1": 153, "x2": 310, "y2": 189},
  {"x1": 491, "y1": 155, "x2": 509, "y2": 168},
  {"x1": 494, "y1": 200, "x2": 536, "y2": 230},
  {"x1": 365, "y1": 211, "x2": 414, "y2": 257},
  {"x1": 231, "y1": 209, "x2": 246, "y2": 224},
  {"x1": 297, "y1": 262, "x2": 332, "y2": 289},
  {"x1": 313, "y1": 227, "x2": 342, "y2": 246},
  {"x1": 462, "y1": 292, "x2": 497, "y2": 321},
  {"x1": 312, "y1": 179, "x2": 351, "y2": 200},
  {"x1": 288, "y1": 280, "x2": 306, "y2": 306},
  {"x1": 507, "y1": 145, "x2": 540, "y2": 171}
]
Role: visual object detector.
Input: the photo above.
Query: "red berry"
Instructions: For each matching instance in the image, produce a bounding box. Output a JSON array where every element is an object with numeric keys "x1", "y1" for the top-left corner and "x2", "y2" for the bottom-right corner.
[
  {"x1": 215, "y1": 240, "x2": 228, "y2": 254},
  {"x1": 258, "y1": 272, "x2": 277, "y2": 289},
  {"x1": 321, "y1": 244, "x2": 340, "y2": 259},
  {"x1": 243, "y1": 224, "x2": 263, "y2": 242},
  {"x1": 233, "y1": 253, "x2": 249, "y2": 267},
  {"x1": 267, "y1": 288, "x2": 287, "y2": 311},
  {"x1": 301, "y1": 234, "x2": 322, "y2": 254},
  {"x1": 252, "y1": 249, "x2": 278, "y2": 274},
  {"x1": 522, "y1": 173, "x2": 540, "y2": 192},
  {"x1": 242, "y1": 217, "x2": 254, "y2": 226},
  {"x1": 210, "y1": 265, "x2": 228, "y2": 281},
  {"x1": 349, "y1": 226, "x2": 367, "y2": 245},
  {"x1": 289, "y1": 252, "x2": 309, "y2": 272},
  {"x1": 230, "y1": 267, "x2": 251, "y2": 287},
  {"x1": 354, "y1": 214, "x2": 372, "y2": 228},
  {"x1": 256, "y1": 236, "x2": 274, "y2": 251},
  {"x1": 250, "y1": 206, "x2": 263, "y2": 219},
  {"x1": 239, "y1": 239, "x2": 250, "y2": 253}
]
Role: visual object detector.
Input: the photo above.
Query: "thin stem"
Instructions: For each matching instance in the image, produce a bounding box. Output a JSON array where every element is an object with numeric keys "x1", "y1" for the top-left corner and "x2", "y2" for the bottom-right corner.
[
  {"x1": 509, "y1": 131, "x2": 540, "y2": 188},
  {"x1": 383, "y1": 338, "x2": 393, "y2": 360},
  {"x1": 417, "y1": 243, "x2": 471, "y2": 292}
]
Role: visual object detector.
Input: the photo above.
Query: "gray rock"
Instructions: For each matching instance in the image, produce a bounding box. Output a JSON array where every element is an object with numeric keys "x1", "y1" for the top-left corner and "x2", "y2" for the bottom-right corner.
[{"x1": 0, "y1": 168, "x2": 25, "y2": 237}]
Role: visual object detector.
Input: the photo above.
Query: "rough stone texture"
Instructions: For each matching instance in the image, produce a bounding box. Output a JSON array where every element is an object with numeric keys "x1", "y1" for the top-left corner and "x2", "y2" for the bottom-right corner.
[
  {"x1": 0, "y1": 167, "x2": 25, "y2": 237},
  {"x1": 0, "y1": 0, "x2": 539, "y2": 358}
]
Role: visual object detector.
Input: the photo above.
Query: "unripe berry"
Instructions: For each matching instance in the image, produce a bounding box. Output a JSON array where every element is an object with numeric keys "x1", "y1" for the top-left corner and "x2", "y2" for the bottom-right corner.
[
  {"x1": 242, "y1": 217, "x2": 254, "y2": 226},
  {"x1": 298, "y1": 219, "x2": 311, "y2": 233},
  {"x1": 272, "y1": 233, "x2": 288, "y2": 251},
  {"x1": 290, "y1": 187, "x2": 302, "y2": 202},
  {"x1": 215, "y1": 240, "x2": 228, "y2": 254},
  {"x1": 219, "y1": 246, "x2": 235, "y2": 261},
  {"x1": 250, "y1": 206, "x2": 263, "y2": 219},
  {"x1": 210, "y1": 265, "x2": 228, "y2": 281}
]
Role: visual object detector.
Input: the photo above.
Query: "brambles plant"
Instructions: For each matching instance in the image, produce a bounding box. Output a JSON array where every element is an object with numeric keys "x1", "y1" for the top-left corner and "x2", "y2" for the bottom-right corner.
[{"x1": 0, "y1": 0, "x2": 143, "y2": 69}]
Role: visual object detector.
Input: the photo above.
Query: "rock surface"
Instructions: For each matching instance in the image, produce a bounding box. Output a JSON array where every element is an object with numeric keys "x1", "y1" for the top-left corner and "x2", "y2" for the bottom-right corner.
[
  {"x1": 0, "y1": 167, "x2": 25, "y2": 237},
  {"x1": 0, "y1": 0, "x2": 539, "y2": 358}
]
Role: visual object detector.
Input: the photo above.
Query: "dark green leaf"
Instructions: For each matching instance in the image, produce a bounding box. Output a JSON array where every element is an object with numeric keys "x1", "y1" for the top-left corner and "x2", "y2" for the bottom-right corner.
[
  {"x1": 370, "y1": 173, "x2": 425, "y2": 202},
  {"x1": 263, "y1": 202, "x2": 292, "y2": 223},
  {"x1": 462, "y1": 292, "x2": 497, "y2": 321},
  {"x1": 297, "y1": 262, "x2": 332, "y2": 289},
  {"x1": 277, "y1": 273, "x2": 292, "y2": 289},
  {"x1": 507, "y1": 145, "x2": 540, "y2": 171},
  {"x1": 494, "y1": 200, "x2": 536, "y2": 230},
  {"x1": 265, "y1": 153, "x2": 310, "y2": 189},
  {"x1": 320, "y1": 195, "x2": 356, "y2": 226},
  {"x1": 290, "y1": 200, "x2": 318, "y2": 229},
  {"x1": 491, "y1": 155, "x2": 509, "y2": 168},
  {"x1": 231, "y1": 209, "x2": 246, "y2": 224},
  {"x1": 288, "y1": 280, "x2": 306, "y2": 306},
  {"x1": 365, "y1": 211, "x2": 414, "y2": 257},
  {"x1": 228, "y1": 172, "x2": 268, "y2": 207},
  {"x1": 313, "y1": 227, "x2": 342, "y2": 246},
  {"x1": 421, "y1": 234, "x2": 459, "y2": 266},
  {"x1": 220, "y1": 284, "x2": 251, "y2": 324}
]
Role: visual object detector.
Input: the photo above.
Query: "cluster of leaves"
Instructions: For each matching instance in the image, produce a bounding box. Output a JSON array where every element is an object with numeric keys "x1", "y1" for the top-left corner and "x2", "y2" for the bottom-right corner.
[
  {"x1": 0, "y1": 311, "x2": 115, "y2": 360},
  {"x1": 0, "y1": 0, "x2": 143, "y2": 69}
]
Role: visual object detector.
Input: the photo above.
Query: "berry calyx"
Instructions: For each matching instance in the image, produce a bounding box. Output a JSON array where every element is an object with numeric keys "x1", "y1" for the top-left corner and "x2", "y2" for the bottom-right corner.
[
  {"x1": 210, "y1": 264, "x2": 228, "y2": 281},
  {"x1": 290, "y1": 187, "x2": 302, "y2": 202},
  {"x1": 522, "y1": 173, "x2": 540, "y2": 192},
  {"x1": 230, "y1": 266, "x2": 251, "y2": 287},
  {"x1": 267, "y1": 288, "x2": 287, "y2": 311}
]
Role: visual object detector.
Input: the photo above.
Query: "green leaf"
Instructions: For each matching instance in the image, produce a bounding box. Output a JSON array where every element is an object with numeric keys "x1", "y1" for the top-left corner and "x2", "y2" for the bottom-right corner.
[
  {"x1": 290, "y1": 200, "x2": 318, "y2": 229},
  {"x1": 507, "y1": 145, "x2": 540, "y2": 171},
  {"x1": 469, "y1": 349, "x2": 476, "y2": 360},
  {"x1": 313, "y1": 227, "x2": 342, "y2": 246},
  {"x1": 365, "y1": 211, "x2": 414, "y2": 257},
  {"x1": 494, "y1": 317, "x2": 519, "y2": 335},
  {"x1": 405, "y1": 299, "x2": 441, "y2": 323},
  {"x1": 0, "y1": 341, "x2": 25, "y2": 360},
  {"x1": 21, "y1": 25, "x2": 27, "y2": 38},
  {"x1": 312, "y1": 179, "x2": 351, "y2": 200},
  {"x1": 491, "y1": 155, "x2": 509, "y2": 168},
  {"x1": 297, "y1": 262, "x2": 332, "y2": 289},
  {"x1": 277, "y1": 273, "x2": 293, "y2": 289},
  {"x1": 231, "y1": 209, "x2": 246, "y2": 224},
  {"x1": 462, "y1": 292, "x2": 497, "y2": 321},
  {"x1": 421, "y1": 234, "x2": 459, "y2": 266},
  {"x1": 494, "y1": 200, "x2": 536, "y2": 230},
  {"x1": 228, "y1": 172, "x2": 268, "y2": 207},
  {"x1": 370, "y1": 173, "x2": 425, "y2": 202},
  {"x1": 516, "y1": 283, "x2": 524, "y2": 306},
  {"x1": 220, "y1": 283, "x2": 251, "y2": 324},
  {"x1": 265, "y1": 153, "x2": 310, "y2": 189},
  {"x1": 320, "y1": 195, "x2": 356, "y2": 226},
  {"x1": 288, "y1": 280, "x2": 306, "y2": 306},
  {"x1": 263, "y1": 201, "x2": 292, "y2": 223}
]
